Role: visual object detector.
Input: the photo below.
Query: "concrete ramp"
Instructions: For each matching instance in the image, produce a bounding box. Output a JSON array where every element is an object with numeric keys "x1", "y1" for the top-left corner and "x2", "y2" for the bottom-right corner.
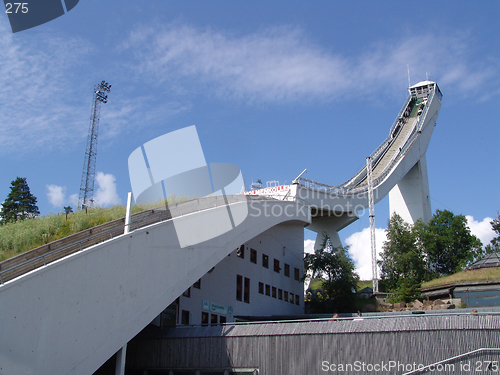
[{"x1": 0, "y1": 197, "x2": 310, "y2": 375}]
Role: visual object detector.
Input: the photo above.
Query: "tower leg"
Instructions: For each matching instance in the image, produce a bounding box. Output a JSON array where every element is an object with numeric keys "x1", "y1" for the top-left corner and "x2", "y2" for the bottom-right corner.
[
  {"x1": 389, "y1": 155, "x2": 432, "y2": 224},
  {"x1": 313, "y1": 229, "x2": 342, "y2": 250}
]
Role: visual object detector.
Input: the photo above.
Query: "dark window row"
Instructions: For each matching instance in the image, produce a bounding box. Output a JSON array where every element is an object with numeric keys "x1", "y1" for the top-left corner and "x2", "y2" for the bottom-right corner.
[
  {"x1": 237, "y1": 244, "x2": 301, "y2": 281},
  {"x1": 258, "y1": 282, "x2": 300, "y2": 305},
  {"x1": 201, "y1": 311, "x2": 226, "y2": 326}
]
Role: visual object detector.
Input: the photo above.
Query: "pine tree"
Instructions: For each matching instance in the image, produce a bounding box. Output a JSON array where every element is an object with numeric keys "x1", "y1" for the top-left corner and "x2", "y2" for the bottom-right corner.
[{"x1": 0, "y1": 177, "x2": 40, "y2": 224}]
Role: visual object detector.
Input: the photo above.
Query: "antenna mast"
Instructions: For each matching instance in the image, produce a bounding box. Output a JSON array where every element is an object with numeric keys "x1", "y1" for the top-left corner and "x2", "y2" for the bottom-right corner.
[
  {"x1": 407, "y1": 64, "x2": 411, "y2": 88},
  {"x1": 78, "y1": 80, "x2": 111, "y2": 209},
  {"x1": 366, "y1": 156, "x2": 378, "y2": 293}
]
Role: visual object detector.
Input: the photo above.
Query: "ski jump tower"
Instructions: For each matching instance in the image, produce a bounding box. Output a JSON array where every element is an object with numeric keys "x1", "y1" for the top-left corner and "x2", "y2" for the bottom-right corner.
[
  {"x1": 246, "y1": 80, "x2": 443, "y2": 251},
  {"x1": 301, "y1": 80, "x2": 441, "y2": 247}
]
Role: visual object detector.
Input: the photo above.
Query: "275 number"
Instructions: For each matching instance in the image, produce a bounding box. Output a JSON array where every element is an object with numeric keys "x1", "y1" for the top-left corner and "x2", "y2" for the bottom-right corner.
[{"x1": 5, "y1": 3, "x2": 28, "y2": 13}]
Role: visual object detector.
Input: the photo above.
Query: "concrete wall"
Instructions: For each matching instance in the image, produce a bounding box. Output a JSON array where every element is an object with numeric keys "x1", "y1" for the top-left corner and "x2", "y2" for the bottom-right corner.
[{"x1": 0, "y1": 199, "x2": 310, "y2": 375}]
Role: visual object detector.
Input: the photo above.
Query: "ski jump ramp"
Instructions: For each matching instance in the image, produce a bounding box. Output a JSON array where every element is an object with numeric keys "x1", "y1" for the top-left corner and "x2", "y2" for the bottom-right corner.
[
  {"x1": 246, "y1": 80, "x2": 442, "y2": 249},
  {"x1": 0, "y1": 81, "x2": 441, "y2": 374}
]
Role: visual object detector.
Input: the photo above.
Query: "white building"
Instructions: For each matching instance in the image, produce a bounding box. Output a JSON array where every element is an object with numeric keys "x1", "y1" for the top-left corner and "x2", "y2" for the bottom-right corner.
[{"x1": 153, "y1": 220, "x2": 306, "y2": 327}]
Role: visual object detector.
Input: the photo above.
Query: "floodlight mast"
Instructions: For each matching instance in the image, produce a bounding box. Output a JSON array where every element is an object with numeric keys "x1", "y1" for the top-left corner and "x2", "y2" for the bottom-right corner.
[
  {"x1": 367, "y1": 156, "x2": 378, "y2": 293},
  {"x1": 78, "y1": 81, "x2": 111, "y2": 210}
]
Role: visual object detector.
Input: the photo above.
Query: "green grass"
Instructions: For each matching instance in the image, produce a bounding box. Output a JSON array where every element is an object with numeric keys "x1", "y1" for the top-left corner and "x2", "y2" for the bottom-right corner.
[
  {"x1": 421, "y1": 268, "x2": 500, "y2": 288},
  {"x1": 357, "y1": 280, "x2": 373, "y2": 291},
  {"x1": 0, "y1": 197, "x2": 188, "y2": 262},
  {"x1": 308, "y1": 279, "x2": 323, "y2": 290}
]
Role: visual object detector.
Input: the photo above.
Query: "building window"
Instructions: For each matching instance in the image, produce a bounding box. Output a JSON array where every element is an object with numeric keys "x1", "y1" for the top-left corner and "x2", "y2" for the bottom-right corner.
[
  {"x1": 272, "y1": 286, "x2": 277, "y2": 298},
  {"x1": 250, "y1": 248, "x2": 257, "y2": 264},
  {"x1": 211, "y1": 314, "x2": 218, "y2": 325},
  {"x1": 274, "y1": 259, "x2": 280, "y2": 273},
  {"x1": 294, "y1": 267, "x2": 300, "y2": 281},
  {"x1": 160, "y1": 302, "x2": 178, "y2": 328},
  {"x1": 220, "y1": 316, "x2": 227, "y2": 324},
  {"x1": 284, "y1": 291, "x2": 288, "y2": 302},
  {"x1": 201, "y1": 312, "x2": 209, "y2": 326},
  {"x1": 237, "y1": 245, "x2": 245, "y2": 259},
  {"x1": 262, "y1": 254, "x2": 269, "y2": 268},
  {"x1": 259, "y1": 282, "x2": 264, "y2": 294},
  {"x1": 181, "y1": 310, "x2": 190, "y2": 325},
  {"x1": 265, "y1": 284, "x2": 270, "y2": 296},
  {"x1": 236, "y1": 275, "x2": 243, "y2": 301},
  {"x1": 284, "y1": 264, "x2": 290, "y2": 277},
  {"x1": 290, "y1": 293, "x2": 294, "y2": 304},
  {"x1": 193, "y1": 279, "x2": 201, "y2": 289},
  {"x1": 183, "y1": 288, "x2": 190, "y2": 298},
  {"x1": 244, "y1": 277, "x2": 250, "y2": 303},
  {"x1": 278, "y1": 289, "x2": 283, "y2": 300},
  {"x1": 295, "y1": 294, "x2": 300, "y2": 305}
]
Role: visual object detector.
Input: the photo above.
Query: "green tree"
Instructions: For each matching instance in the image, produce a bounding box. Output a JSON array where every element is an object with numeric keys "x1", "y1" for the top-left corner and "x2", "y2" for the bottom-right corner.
[
  {"x1": 485, "y1": 213, "x2": 500, "y2": 253},
  {"x1": 304, "y1": 234, "x2": 359, "y2": 313},
  {"x1": 419, "y1": 209, "x2": 483, "y2": 275},
  {"x1": 378, "y1": 213, "x2": 428, "y2": 302},
  {"x1": 0, "y1": 177, "x2": 40, "y2": 224}
]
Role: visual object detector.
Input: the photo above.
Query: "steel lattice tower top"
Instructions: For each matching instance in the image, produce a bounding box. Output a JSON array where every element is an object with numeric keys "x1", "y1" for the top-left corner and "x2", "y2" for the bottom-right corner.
[{"x1": 78, "y1": 81, "x2": 111, "y2": 209}]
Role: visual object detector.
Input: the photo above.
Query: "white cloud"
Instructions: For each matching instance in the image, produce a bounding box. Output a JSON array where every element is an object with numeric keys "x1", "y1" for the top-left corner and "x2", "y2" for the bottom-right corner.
[
  {"x1": 68, "y1": 194, "x2": 79, "y2": 208},
  {"x1": 466, "y1": 215, "x2": 495, "y2": 248},
  {"x1": 121, "y1": 24, "x2": 499, "y2": 103},
  {"x1": 46, "y1": 174, "x2": 120, "y2": 209},
  {"x1": 94, "y1": 172, "x2": 121, "y2": 207},
  {"x1": 304, "y1": 239, "x2": 315, "y2": 255},
  {"x1": 45, "y1": 185, "x2": 79, "y2": 209},
  {"x1": 345, "y1": 227, "x2": 387, "y2": 280},
  {"x1": 46, "y1": 185, "x2": 67, "y2": 207}
]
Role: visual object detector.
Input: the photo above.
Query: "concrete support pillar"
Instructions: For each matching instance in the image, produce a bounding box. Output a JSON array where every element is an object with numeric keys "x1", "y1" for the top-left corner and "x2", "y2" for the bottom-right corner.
[
  {"x1": 389, "y1": 155, "x2": 432, "y2": 224},
  {"x1": 307, "y1": 213, "x2": 358, "y2": 251},
  {"x1": 115, "y1": 345, "x2": 127, "y2": 375}
]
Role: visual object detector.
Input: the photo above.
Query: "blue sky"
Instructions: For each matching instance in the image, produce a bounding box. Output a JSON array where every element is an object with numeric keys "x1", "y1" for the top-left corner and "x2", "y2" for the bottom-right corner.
[{"x1": 1, "y1": 1, "x2": 499, "y2": 278}]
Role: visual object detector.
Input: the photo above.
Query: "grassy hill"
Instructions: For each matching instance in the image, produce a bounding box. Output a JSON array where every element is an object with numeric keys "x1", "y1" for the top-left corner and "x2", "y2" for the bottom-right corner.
[
  {"x1": 0, "y1": 196, "x2": 195, "y2": 262},
  {"x1": 0, "y1": 205, "x2": 143, "y2": 262},
  {"x1": 421, "y1": 267, "x2": 500, "y2": 288}
]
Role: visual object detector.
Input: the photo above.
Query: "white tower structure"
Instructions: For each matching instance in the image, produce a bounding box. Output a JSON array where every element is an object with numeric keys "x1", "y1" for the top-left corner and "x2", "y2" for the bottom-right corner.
[{"x1": 256, "y1": 80, "x2": 443, "y2": 266}]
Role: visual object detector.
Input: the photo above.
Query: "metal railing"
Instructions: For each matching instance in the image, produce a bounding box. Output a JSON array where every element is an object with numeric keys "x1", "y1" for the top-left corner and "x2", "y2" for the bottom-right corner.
[
  {"x1": 171, "y1": 309, "x2": 500, "y2": 328},
  {"x1": 0, "y1": 195, "x2": 309, "y2": 285},
  {"x1": 402, "y1": 347, "x2": 500, "y2": 375},
  {"x1": 296, "y1": 88, "x2": 438, "y2": 197}
]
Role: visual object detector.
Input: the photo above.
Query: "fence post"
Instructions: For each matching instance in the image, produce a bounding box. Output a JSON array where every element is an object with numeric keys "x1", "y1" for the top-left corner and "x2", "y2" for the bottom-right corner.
[{"x1": 124, "y1": 192, "x2": 133, "y2": 235}]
